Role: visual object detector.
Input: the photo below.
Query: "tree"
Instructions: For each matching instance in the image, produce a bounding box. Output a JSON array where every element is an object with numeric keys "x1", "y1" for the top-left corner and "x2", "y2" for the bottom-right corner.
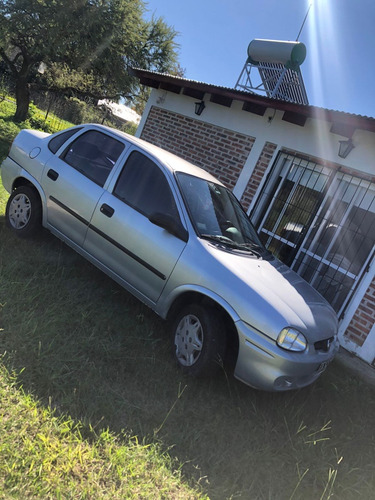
[{"x1": 0, "y1": 0, "x2": 179, "y2": 121}]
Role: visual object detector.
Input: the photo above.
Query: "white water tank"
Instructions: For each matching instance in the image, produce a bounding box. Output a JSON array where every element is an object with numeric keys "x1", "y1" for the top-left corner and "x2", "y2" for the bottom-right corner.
[{"x1": 247, "y1": 39, "x2": 306, "y2": 69}]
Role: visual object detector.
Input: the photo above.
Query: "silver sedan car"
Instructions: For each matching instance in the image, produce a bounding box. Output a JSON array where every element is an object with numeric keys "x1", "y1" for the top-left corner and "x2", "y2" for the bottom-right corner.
[{"x1": 1, "y1": 124, "x2": 339, "y2": 391}]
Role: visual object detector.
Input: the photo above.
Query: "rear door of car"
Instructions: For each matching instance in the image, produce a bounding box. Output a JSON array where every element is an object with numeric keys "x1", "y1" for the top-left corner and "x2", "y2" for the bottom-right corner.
[
  {"x1": 83, "y1": 149, "x2": 188, "y2": 304},
  {"x1": 41, "y1": 128, "x2": 126, "y2": 246}
]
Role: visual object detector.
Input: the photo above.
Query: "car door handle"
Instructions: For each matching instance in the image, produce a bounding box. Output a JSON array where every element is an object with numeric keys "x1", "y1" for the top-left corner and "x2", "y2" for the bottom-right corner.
[
  {"x1": 100, "y1": 203, "x2": 114, "y2": 218},
  {"x1": 47, "y1": 169, "x2": 59, "y2": 181}
]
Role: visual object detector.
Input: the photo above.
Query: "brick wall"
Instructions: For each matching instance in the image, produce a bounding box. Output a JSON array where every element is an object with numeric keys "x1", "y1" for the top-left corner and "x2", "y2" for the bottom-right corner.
[
  {"x1": 240, "y1": 142, "x2": 277, "y2": 211},
  {"x1": 140, "y1": 106, "x2": 255, "y2": 190},
  {"x1": 345, "y1": 277, "x2": 375, "y2": 347}
]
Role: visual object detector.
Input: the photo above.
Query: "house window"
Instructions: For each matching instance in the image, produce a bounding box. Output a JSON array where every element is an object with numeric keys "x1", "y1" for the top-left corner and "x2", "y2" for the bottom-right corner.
[{"x1": 252, "y1": 152, "x2": 375, "y2": 317}]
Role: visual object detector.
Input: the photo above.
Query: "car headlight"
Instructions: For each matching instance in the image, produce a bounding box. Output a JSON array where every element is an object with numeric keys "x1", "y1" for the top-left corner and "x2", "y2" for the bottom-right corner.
[{"x1": 277, "y1": 328, "x2": 307, "y2": 352}]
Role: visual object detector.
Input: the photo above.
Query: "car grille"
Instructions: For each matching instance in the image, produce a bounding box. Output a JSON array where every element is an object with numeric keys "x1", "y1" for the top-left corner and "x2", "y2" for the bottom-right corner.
[{"x1": 314, "y1": 337, "x2": 334, "y2": 352}]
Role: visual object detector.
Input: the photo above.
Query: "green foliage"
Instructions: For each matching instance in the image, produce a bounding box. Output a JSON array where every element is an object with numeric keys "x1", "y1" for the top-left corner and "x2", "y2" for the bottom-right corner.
[
  {"x1": 0, "y1": 98, "x2": 17, "y2": 121},
  {"x1": 0, "y1": 98, "x2": 73, "y2": 161},
  {"x1": 0, "y1": 0, "x2": 180, "y2": 120},
  {"x1": 61, "y1": 97, "x2": 89, "y2": 125},
  {"x1": 27, "y1": 103, "x2": 55, "y2": 133},
  {"x1": 122, "y1": 120, "x2": 138, "y2": 135},
  {"x1": 0, "y1": 99, "x2": 27, "y2": 155},
  {"x1": 0, "y1": 116, "x2": 21, "y2": 142}
]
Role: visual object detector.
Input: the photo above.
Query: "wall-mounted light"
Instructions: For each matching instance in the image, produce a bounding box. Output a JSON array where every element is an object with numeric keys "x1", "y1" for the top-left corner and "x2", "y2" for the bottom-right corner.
[
  {"x1": 338, "y1": 138, "x2": 355, "y2": 159},
  {"x1": 195, "y1": 100, "x2": 205, "y2": 116}
]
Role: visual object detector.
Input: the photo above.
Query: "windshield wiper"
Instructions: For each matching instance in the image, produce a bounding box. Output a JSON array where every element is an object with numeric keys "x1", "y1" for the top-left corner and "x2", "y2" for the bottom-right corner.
[
  {"x1": 237, "y1": 242, "x2": 263, "y2": 258},
  {"x1": 200, "y1": 234, "x2": 239, "y2": 248},
  {"x1": 239, "y1": 242, "x2": 274, "y2": 260},
  {"x1": 200, "y1": 234, "x2": 262, "y2": 257}
]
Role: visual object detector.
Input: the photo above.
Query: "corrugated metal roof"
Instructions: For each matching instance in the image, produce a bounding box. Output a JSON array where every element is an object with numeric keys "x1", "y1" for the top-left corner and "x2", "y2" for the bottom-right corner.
[{"x1": 131, "y1": 68, "x2": 375, "y2": 134}]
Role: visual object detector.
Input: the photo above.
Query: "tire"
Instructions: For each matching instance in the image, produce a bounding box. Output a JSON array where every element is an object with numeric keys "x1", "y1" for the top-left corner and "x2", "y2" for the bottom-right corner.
[
  {"x1": 172, "y1": 304, "x2": 226, "y2": 377},
  {"x1": 5, "y1": 185, "x2": 42, "y2": 238}
]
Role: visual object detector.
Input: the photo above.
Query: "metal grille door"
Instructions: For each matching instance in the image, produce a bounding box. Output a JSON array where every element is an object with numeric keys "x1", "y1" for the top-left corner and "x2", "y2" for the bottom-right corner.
[{"x1": 254, "y1": 153, "x2": 375, "y2": 316}]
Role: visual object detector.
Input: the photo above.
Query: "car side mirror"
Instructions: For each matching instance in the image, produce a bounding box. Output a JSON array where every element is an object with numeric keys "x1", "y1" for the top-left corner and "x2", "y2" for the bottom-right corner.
[{"x1": 148, "y1": 212, "x2": 189, "y2": 242}]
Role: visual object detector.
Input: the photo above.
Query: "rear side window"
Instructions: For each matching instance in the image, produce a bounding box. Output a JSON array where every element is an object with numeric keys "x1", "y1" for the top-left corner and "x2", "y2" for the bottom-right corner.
[
  {"x1": 61, "y1": 130, "x2": 125, "y2": 187},
  {"x1": 48, "y1": 128, "x2": 83, "y2": 154},
  {"x1": 114, "y1": 151, "x2": 178, "y2": 218}
]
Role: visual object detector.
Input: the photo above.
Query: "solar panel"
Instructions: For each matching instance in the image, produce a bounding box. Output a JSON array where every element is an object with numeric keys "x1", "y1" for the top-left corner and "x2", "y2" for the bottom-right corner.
[{"x1": 258, "y1": 62, "x2": 308, "y2": 105}]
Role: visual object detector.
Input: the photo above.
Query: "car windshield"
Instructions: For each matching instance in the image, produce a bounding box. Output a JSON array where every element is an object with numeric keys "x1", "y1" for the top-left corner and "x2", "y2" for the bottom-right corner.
[{"x1": 177, "y1": 172, "x2": 269, "y2": 257}]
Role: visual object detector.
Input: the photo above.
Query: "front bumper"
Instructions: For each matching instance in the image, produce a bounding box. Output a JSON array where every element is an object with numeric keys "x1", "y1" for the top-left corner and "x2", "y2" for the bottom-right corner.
[{"x1": 234, "y1": 320, "x2": 339, "y2": 391}]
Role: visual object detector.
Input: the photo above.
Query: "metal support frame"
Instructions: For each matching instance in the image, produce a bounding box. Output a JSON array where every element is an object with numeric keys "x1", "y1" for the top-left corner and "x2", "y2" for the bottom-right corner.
[{"x1": 235, "y1": 61, "x2": 309, "y2": 105}]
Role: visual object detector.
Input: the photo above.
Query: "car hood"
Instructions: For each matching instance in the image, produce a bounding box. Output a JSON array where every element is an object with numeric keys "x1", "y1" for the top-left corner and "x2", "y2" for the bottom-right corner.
[{"x1": 204, "y1": 243, "x2": 338, "y2": 342}]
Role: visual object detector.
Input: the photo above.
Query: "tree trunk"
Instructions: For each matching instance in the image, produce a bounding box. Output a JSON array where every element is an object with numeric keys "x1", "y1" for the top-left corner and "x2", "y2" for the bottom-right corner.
[{"x1": 14, "y1": 78, "x2": 30, "y2": 122}]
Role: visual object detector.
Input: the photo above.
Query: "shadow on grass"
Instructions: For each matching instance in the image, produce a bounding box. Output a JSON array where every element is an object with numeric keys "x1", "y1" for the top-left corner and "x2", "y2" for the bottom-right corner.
[
  {"x1": 0, "y1": 114, "x2": 17, "y2": 122},
  {"x1": 1, "y1": 215, "x2": 375, "y2": 499}
]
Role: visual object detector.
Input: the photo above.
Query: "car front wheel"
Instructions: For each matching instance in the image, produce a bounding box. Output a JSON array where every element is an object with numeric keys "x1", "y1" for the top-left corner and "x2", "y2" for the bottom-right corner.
[
  {"x1": 172, "y1": 304, "x2": 226, "y2": 377},
  {"x1": 5, "y1": 186, "x2": 42, "y2": 238}
]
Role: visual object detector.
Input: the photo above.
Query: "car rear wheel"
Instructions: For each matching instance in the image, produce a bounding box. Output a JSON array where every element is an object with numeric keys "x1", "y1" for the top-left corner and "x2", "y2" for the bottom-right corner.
[
  {"x1": 6, "y1": 186, "x2": 42, "y2": 238},
  {"x1": 172, "y1": 304, "x2": 226, "y2": 377}
]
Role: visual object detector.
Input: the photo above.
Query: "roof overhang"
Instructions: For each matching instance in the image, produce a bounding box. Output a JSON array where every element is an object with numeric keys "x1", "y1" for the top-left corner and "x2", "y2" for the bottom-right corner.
[{"x1": 131, "y1": 68, "x2": 375, "y2": 135}]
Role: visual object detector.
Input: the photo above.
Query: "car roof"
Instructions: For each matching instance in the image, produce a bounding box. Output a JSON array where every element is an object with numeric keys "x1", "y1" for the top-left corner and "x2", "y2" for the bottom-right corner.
[{"x1": 77, "y1": 123, "x2": 224, "y2": 185}]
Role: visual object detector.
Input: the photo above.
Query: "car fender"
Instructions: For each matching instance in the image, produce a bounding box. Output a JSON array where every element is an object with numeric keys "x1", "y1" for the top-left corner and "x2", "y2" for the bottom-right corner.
[
  {"x1": 9, "y1": 167, "x2": 48, "y2": 226},
  {"x1": 156, "y1": 283, "x2": 241, "y2": 323}
]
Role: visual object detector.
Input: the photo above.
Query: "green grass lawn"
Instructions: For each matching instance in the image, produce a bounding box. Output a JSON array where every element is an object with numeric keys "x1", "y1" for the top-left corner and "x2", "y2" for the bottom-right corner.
[
  {"x1": 1, "y1": 103, "x2": 375, "y2": 499},
  {"x1": 0, "y1": 364, "x2": 202, "y2": 499}
]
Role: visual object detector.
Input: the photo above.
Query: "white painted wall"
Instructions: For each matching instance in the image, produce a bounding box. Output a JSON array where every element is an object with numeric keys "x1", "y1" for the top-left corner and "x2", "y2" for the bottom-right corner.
[{"x1": 136, "y1": 88, "x2": 375, "y2": 181}]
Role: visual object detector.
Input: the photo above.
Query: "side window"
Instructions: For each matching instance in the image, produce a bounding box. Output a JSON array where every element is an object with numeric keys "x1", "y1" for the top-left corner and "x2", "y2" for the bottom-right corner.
[
  {"x1": 114, "y1": 151, "x2": 178, "y2": 218},
  {"x1": 61, "y1": 130, "x2": 125, "y2": 187},
  {"x1": 48, "y1": 127, "x2": 83, "y2": 154}
]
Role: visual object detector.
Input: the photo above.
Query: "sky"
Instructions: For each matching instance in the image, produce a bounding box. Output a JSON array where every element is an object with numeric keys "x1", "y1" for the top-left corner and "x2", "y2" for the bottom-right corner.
[{"x1": 144, "y1": 0, "x2": 375, "y2": 118}]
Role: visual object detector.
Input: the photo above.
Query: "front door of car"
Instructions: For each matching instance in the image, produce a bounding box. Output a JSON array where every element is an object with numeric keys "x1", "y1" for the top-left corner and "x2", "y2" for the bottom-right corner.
[
  {"x1": 42, "y1": 129, "x2": 126, "y2": 246},
  {"x1": 83, "y1": 150, "x2": 187, "y2": 304}
]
